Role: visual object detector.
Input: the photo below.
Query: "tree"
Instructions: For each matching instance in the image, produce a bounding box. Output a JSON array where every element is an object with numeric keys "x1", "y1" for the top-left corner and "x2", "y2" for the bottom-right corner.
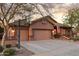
[
  {"x1": 75, "y1": 20, "x2": 79, "y2": 33},
  {"x1": 0, "y1": 3, "x2": 35, "y2": 46},
  {"x1": 63, "y1": 8, "x2": 79, "y2": 37}
]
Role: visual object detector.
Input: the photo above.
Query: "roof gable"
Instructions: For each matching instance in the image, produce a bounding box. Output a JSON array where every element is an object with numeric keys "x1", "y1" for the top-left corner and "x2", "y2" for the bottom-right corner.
[
  {"x1": 31, "y1": 16, "x2": 57, "y2": 25},
  {"x1": 10, "y1": 15, "x2": 58, "y2": 27}
]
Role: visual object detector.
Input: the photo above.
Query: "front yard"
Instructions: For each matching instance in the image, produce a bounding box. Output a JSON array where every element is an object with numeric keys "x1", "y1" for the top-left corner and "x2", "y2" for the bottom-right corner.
[
  {"x1": 1, "y1": 39, "x2": 79, "y2": 56},
  {"x1": 0, "y1": 40, "x2": 34, "y2": 56}
]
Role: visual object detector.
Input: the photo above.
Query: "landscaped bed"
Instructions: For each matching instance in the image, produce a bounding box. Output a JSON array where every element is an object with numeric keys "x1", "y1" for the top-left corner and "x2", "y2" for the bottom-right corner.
[{"x1": 0, "y1": 45, "x2": 34, "y2": 56}]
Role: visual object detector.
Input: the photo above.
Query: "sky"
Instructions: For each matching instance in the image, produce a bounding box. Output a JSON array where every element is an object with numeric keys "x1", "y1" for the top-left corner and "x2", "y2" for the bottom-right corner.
[
  {"x1": 44, "y1": 3, "x2": 71, "y2": 23},
  {"x1": 32, "y1": 3, "x2": 79, "y2": 24},
  {"x1": 11, "y1": 3, "x2": 79, "y2": 24}
]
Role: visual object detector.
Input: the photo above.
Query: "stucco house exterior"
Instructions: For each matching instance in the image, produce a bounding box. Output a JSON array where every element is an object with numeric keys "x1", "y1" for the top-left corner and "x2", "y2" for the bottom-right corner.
[{"x1": 8, "y1": 16, "x2": 72, "y2": 41}]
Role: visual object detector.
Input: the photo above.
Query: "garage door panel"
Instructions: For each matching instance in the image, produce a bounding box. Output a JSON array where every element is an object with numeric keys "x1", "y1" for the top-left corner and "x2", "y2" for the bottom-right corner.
[
  {"x1": 20, "y1": 30, "x2": 28, "y2": 41},
  {"x1": 33, "y1": 30, "x2": 51, "y2": 40}
]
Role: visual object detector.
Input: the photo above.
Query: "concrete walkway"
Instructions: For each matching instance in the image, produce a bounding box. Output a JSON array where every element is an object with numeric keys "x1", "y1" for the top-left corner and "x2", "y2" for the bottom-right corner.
[{"x1": 21, "y1": 40, "x2": 79, "y2": 56}]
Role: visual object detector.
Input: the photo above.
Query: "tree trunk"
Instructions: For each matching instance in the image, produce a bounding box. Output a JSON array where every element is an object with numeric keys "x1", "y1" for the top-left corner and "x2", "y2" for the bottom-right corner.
[
  {"x1": 1, "y1": 27, "x2": 8, "y2": 46},
  {"x1": 71, "y1": 29, "x2": 73, "y2": 37},
  {"x1": 1, "y1": 32, "x2": 6, "y2": 46},
  {"x1": 70, "y1": 25, "x2": 73, "y2": 38}
]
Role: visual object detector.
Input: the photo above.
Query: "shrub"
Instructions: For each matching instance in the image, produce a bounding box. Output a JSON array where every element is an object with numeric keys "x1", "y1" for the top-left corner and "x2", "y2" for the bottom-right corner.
[
  {"x1": 73, "y1": 36, "x2": 79, "y2": 41},
  {"x1": 65, "y1": 34, "x2": 71, "y2": 37},
  {"x1": 6, "y1": 44, "x2": 12, "y2": 48},
  {"x1": 3, "y1": 48, "x2": 16, "y2": 56},
  {"x1": 0, "y1": 45, "x2": 4, "y2": 53},
  {"x1": 54, "y1": 33, "x2": 61, "y2": 38}
]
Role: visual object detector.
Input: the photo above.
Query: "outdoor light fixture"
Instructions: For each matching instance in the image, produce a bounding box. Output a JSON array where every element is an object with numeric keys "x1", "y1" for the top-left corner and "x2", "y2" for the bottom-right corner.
[
  {"x1": 52, "y1": 29, "x2": 56, "y2": 35},
  {"x1": 52, "y1": 29, "x2": 55, "y2": 33},
  {"x1": 52, "y1": 30, "x2": 54, "y2": 33}
]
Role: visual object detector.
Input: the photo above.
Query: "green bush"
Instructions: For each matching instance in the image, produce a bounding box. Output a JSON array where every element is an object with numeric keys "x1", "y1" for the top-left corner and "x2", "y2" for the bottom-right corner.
[
  {"x1": 73, "y1": 36, "x2": 79, "y2": 41},
  {"x1": 54, "y1": 33, "x2": 61, "y2": 38},
  {"x1": 6, "y1": 44, "x2": 12, "y2": 48},
  {"x1": 3, "y1": 48, "x2": 16, "y2": 56},
  {"x1": 0, "y1": 45, "x2": 4, "y2": 53}
]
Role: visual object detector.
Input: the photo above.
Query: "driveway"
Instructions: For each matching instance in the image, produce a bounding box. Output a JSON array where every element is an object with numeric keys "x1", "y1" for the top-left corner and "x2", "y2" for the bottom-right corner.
[{"x1": 21, "y1": 40, "x2": 79, "y2": 56}]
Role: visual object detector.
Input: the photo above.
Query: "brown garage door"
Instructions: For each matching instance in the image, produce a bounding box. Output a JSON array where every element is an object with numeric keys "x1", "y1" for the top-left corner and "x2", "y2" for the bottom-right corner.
[
  {"x1": 20, "y1": 30, "x2": 28, "y2": 41},
  {"x1": 33, "y1": 30, "x2": 51, "y2": 40}
]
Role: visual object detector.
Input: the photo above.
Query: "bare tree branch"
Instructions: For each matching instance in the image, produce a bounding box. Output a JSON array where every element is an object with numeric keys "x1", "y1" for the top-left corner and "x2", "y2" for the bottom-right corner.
[
  {"x1": 0, "y1": 4, "x2": 5, "y2": 17},
  {"x1": 0, "y1": 17, "x2": 3, "y2": 22},
  {"x1": 0, "y1": 17, "x2": 6, "y2": 28},
  {"x1": 2, "y1": 4, "x2": 13, "y2": 24},
  {"x1": 8, "y1": 4, "x2": 20, "y2": 22},
  {"x1": 31, "y1": 3, "x2": 44, "y2": 17}
]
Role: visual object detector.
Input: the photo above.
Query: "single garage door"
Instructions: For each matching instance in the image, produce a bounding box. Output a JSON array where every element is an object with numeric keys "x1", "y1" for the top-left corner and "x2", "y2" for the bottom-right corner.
[
  {"x1": 33, "y1": 30, "x2": 51, "y2": 40},
  {"x1": 20, "y1": 30, "x2": 28, "y2": 41}
]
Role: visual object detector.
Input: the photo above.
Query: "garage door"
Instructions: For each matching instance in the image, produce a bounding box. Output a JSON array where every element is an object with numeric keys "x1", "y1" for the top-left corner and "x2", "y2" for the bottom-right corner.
[
  {"x1": 20, "y1": 30, "x2": 28, "y2": 41},
  {"x1": 33, "y1": 30, "x2": 51, "y2": 40}
]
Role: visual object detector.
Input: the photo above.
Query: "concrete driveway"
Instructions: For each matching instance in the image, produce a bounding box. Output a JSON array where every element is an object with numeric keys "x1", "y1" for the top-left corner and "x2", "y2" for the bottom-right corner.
[{"x1": 21, "y1": 40, "x2": 79, "y2": 56}]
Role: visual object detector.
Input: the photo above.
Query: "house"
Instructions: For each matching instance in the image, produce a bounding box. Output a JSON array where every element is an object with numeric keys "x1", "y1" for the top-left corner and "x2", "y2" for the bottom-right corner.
[{"x1": 9, "y1": 16, "x2": 72, "y2": 41}]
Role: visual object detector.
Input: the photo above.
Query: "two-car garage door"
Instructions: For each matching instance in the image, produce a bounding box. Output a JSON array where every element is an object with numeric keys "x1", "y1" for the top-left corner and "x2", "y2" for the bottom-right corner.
[
  {"x1": 16, "y1": 29, "x2": 52, "y2": 41},
  {"x1": 33, "y1": 30, "x2": 51, "y2": 40}
]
